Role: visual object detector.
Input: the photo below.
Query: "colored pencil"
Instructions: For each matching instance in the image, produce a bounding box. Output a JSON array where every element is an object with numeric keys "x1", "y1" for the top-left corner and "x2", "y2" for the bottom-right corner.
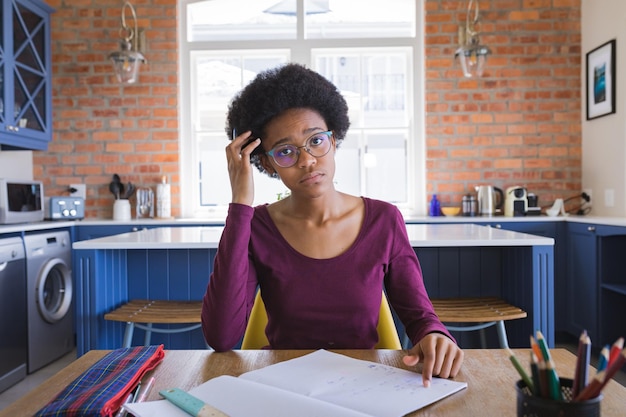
[
  {"x1": 546, "y1": 360, "x2": 563, "y2": 401},
  {"x1": 573, "y1": 370, "x2": 605, "y2": 402},
  {"x1": 530, "y1": 352, "x2": 541, "y2": 396},
  {"x1": 597, "y1": 345, "x2": 610, "y2": 373},
  {"x1": 537, "y1": 359, "x2": 550, "y2": 398},
  {"x1": 575, "y1": 347, "x2": 626, "y2": 401},
  {"x1": 572, "y1": 330, "x2": 591, "y2": 398},
  {"x1": 507, "y1": 348, "x2": 534, "y2": 392},
  {"x1": 607, "y1": 337, "x2": 624, "y2": 368},
  {"x1": 530, "y1": 335, "x2": 543, "y2": 364},
  {"x1": 535, "y1": 330, "x2": 552, "y2": 363}
]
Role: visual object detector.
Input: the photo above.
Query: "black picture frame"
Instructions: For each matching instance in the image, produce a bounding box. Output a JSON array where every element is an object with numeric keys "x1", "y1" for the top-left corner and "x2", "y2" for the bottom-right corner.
[{"x1": 586, "y1": 39, "x2": 616, "y2": 120}]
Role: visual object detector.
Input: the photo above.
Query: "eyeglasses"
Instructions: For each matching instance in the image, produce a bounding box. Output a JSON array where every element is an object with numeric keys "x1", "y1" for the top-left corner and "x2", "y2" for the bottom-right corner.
[{"x1": 266, "y1": 131, "x2": 333, "y2": 168}]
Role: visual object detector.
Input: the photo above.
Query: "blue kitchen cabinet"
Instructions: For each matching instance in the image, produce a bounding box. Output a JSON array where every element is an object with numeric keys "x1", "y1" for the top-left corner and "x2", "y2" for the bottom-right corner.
[
  {"x1": 595, "y1": 225, "x2": 626, "y2": 346},
  {"x1": 0, "y1": 0, "x2": 54, "y2": 150},
  {"x1": 566, "y1": 222, "x2": 626, "y2": 346},
  {"x1": 566, "y1": 222, "x2": 598, "y2": 342}
]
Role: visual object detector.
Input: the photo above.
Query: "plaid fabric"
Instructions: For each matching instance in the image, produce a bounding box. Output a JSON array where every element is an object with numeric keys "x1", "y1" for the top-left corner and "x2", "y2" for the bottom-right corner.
[{"x1": 35, "y1": 345, "x2": 165, "y2": 417}]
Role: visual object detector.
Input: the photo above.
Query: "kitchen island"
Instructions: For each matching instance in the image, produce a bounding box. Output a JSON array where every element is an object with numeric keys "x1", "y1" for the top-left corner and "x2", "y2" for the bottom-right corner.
[{"x1": 72, "y1": 224, "x2": 554, "y2": 355}]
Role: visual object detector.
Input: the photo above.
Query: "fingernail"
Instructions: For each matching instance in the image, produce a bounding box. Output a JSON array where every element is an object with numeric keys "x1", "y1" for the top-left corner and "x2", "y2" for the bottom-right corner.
[{"x1": 232, "y1": 128, "x2": 237, "y2": 138}]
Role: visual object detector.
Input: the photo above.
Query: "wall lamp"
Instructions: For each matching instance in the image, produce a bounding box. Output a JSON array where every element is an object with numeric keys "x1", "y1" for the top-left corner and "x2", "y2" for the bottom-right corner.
[
  {"x1": 454, "y1": 0, "x2": 491, "y2": 78},
  {"x1": 108, "y1": 1, "x2": 146, "y2": 84}
]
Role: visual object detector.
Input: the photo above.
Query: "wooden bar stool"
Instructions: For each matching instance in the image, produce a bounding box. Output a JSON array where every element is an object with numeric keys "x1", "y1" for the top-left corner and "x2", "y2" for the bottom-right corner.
[
  {"x1": 104, "y1": 300, "x2": 203, "y2": 348},
  {"x1": 430, "y1": 297, "x2": 527, "y2": 348}
]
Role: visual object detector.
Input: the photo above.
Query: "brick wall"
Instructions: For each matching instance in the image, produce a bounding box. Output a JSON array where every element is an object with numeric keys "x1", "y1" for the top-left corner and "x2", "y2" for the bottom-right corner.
[
  {"x1": 425, "y1": 0, "x2": 582, "y2": 209},
  {"x1": 38, "y1": 0, "x2": 179, "y2": 219},
  {"x1": 36, "y1": 0, "x2": 581, "y2": 218}
]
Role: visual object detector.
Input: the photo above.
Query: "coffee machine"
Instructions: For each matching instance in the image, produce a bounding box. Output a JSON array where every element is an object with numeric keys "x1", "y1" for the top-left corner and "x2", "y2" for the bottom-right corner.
[{"x1": 504, "y1": 186, "x2": 528, "y2": 216}]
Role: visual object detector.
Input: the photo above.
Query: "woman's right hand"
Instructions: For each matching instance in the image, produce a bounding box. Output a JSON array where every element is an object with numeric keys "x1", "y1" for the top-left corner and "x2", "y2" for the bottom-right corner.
[{"x1": 226, "y1": 130, "x2": 260, "y2": 206}]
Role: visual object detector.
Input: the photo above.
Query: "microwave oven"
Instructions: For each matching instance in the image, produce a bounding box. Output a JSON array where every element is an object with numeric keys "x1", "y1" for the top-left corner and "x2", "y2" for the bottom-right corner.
[{"x1": 0, "y1": 179, "x2": 45, "y2": 224}]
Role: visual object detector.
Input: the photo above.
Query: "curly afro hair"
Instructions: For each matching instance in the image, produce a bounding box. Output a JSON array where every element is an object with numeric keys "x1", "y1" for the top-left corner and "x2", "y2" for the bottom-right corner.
[{"x1": 226, "y1": 63, "x2": 350, "y2": 177}]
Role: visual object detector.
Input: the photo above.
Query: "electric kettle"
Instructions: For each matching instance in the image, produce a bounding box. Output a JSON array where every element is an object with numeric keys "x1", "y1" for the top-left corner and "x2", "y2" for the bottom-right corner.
[{"x1": 475, "y1": 185, "x2": 504, "y2": 215}]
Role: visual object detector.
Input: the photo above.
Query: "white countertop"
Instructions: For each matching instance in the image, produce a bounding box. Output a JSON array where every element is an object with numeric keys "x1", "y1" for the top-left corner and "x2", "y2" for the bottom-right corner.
[{"x1": 72, "y1": 224, "x2": 554, "y2": 250}]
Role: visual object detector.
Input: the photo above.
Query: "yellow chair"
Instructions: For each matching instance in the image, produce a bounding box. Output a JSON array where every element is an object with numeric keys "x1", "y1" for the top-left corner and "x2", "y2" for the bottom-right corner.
[{"x1": 241, "y1": 291, "x2": 402, "y2": 349}]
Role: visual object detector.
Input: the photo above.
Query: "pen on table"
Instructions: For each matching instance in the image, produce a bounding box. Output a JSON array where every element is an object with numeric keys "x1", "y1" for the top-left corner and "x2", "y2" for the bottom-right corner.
[
  {"x1": 114, "y1": 392, "x2": 134, "y2": 417},
  {"x1": 572, "y1": 330, "x2": 591, "y2": 398},
  {"x1": 597, "y1": 344, "x2": 610, "y2": 374},
  {"x1": 132, "y1": 381, "x2": 143, "y2": 403},
  {"x1": 575, "y1": 347, "x2": 626, "y2": 402},
  {"x1": 607, "y1": 337, "x2": 624, "y2": 368},
  {"x1": 135, "y1": 376, "x2": 156, "y2": 403},
  {"x1": 506, "y1": 348, "x2": 534, "y2": 392}
]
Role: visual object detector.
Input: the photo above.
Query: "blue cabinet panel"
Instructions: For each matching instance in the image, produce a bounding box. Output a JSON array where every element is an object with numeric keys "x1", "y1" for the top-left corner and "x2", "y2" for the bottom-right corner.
[
  {"x1": 414, "y1": 245, "x2": 553, "y2": 349},
  {"x1": 0, "y1": 0, "x2": 54, "y2": 150},
  {"x1": 566, "y1": 223, "x2": 598, "y2": 342}
]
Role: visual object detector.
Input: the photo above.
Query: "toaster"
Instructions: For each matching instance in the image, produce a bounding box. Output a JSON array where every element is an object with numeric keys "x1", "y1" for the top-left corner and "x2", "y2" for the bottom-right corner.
[{"x1": 48, "y1": 196, "x2": 85, "y2": 220}]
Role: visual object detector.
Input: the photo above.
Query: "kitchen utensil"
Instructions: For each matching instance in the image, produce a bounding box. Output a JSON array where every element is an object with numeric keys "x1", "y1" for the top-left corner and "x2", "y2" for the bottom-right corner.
[
  {"x1": 462, "y1": 194, "x2": 478, "y2": 216},
  {"x1": 109, "y1": 174, "x2": 123, "y2": 200},
  {"x1": 504, "y1": 186, "x2": 528, "y2": 217},
  {"x1": 475, "y1": 185, "x2": 504, "y2": 216},
  {"x1": 136, "y1": 187, "x2": 154, "y2": 218},
  {"x1": 122, "y1": 182, "x2": 136, "y2": 199}
]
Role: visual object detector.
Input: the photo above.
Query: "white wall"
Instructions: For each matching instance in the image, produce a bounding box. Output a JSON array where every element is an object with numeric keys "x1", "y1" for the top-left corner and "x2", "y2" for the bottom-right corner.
[
  {"x1": 582, "y1": 0, "x2": 626, "y2": 216},
  {"x1": 0, "y1": 150, "x2": 33, "y2": 180}
]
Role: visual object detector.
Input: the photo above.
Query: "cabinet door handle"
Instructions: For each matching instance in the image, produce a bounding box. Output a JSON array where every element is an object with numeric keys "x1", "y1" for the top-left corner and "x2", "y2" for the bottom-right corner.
[{"x1": 587, "y1": 226, "x2": 596, "y2": 232}]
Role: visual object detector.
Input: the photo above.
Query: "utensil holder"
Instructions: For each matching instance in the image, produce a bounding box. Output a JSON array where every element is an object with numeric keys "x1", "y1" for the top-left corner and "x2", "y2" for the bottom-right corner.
[
  {"x1": 516, "y1": 378, "x2": 601, "y2": 417},
  {"x1": 113, "y1": 199, "x2": 131, "y2": 221}
]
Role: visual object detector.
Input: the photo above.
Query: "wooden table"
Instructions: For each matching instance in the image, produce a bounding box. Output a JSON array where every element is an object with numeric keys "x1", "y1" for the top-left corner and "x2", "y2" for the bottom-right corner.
[{"x1": 2, "y1": 349, "x2": 624, "y2": 417}]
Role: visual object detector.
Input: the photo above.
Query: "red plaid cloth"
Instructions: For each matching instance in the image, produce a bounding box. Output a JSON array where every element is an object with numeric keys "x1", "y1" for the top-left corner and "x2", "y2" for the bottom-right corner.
[{"x1": 35, "y1": 345, "x2": 165, "y2": 417}]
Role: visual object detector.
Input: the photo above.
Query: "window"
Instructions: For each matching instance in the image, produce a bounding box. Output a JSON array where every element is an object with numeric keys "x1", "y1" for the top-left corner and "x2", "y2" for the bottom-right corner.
[{"x1": 179, "y1": 0, "x2": 425, "y2": 219}]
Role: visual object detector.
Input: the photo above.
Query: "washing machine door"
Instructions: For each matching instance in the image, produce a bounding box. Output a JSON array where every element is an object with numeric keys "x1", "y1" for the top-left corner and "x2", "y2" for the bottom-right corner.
[{"x1": 36, "y1": 258, "x2": 72, "y2": 323}]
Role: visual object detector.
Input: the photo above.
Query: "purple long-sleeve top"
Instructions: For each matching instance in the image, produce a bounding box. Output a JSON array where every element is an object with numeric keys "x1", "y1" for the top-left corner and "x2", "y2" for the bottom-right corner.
[{"x1": 202, "y1": 197, "x2": 453, "y2": 351}]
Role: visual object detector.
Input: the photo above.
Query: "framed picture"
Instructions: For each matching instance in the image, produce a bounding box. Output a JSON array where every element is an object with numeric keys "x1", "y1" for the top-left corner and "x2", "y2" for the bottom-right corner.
[{"x1": 586, "y1": 39, "x2": 616, "y2": 120}]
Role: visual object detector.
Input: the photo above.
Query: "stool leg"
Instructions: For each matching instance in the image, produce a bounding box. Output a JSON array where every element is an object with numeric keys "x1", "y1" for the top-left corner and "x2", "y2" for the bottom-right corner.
[
  {"x1": 144, "y1": 323, "x2": 153, "y2": 346},
  {"x1": 479, "y1": 329, "x2": 487, "y2": 348},
  {"x1": 496, "y1": 320, "x2": 509, "y2": 349},
  {"x1": 122, "y1": 322, "x2": 135, "y2": 348}
]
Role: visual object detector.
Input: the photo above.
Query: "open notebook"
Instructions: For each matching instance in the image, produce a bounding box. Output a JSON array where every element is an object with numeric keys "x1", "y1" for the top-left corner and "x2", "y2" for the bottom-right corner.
[{"x1": 126, "y1": 349, "x2": 467, "y2": 417}]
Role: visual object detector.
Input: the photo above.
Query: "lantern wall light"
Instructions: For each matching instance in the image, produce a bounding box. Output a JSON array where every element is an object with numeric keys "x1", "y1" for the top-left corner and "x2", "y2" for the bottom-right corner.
[
  {"x1": 454, "y1": 0, "x2": 491, "y2": 78},
  {"x1": 108, "y1": 1, "x2": 146, "y2": 84}
]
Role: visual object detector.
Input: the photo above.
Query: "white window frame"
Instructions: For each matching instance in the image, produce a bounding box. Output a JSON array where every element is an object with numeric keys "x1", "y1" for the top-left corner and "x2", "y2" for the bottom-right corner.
[{"x1": 178, "y1": 0, "x2": 426, "y2": 219}]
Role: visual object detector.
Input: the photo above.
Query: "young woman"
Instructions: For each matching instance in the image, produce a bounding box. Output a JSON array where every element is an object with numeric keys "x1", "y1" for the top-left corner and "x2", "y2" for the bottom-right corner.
[{"x1": 201, "y1": 63, "x2": 463, "y2": 386}]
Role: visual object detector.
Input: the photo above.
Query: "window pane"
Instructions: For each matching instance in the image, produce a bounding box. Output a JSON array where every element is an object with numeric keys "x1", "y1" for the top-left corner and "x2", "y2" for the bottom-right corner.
[
  {"x1": 314, "y1": 50, "x2": 410, "y2": 128},
  {"x1": 334, "y1": 132, "x2": 361, "y2": 195},
  {"x1": 187, "y1": 0, "x2": 296, "y2": 41},
  {"x1": 306, "y1": 0, "x2": 415, "y2": 39},
  {"x1": 192, "y1": 53, "x2": 289, "y2": 207},
  {"x1": 365, "y1": 132, "x2": 407, "y2": 203}
]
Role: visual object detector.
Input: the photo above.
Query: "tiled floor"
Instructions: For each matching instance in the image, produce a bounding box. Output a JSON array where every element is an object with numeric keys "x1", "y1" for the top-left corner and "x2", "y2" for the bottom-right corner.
[
  {"x1": 1, "y1": 342, "x2": 624, "y2": 411},
  {"x1": 0, "y1": 349, "x2": 76, "y2": 411}
]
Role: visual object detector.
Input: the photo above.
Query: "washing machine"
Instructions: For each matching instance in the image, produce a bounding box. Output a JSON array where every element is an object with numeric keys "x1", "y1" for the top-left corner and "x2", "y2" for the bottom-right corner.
[{"x1": 24, "y1": 230, "x2": 74, "y2": 373}]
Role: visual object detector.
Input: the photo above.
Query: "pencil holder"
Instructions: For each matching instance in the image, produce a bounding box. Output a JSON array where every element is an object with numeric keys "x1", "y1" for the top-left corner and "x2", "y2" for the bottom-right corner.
[{"x1": 516, "y1": 378, "x2": 602, "y2": 417}]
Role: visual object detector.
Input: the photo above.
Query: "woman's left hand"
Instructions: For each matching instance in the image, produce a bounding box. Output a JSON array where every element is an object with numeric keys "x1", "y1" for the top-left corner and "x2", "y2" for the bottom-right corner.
[{"x1": 402, "y1": 333, "x2": 464, "y2": 387}]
